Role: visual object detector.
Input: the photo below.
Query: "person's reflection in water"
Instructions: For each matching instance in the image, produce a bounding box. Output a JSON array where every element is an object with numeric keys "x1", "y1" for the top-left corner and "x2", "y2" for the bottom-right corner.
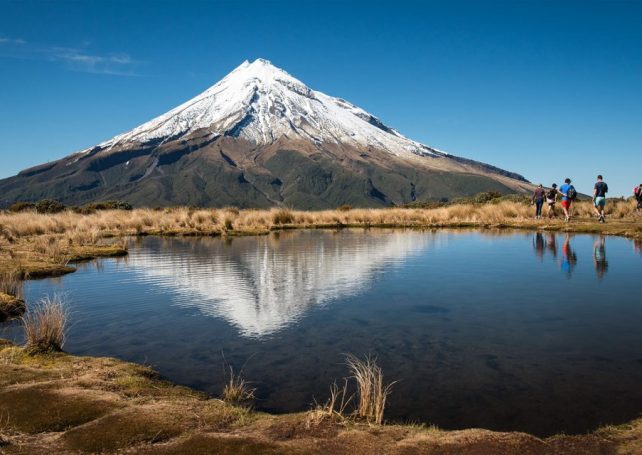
[
  {"x1": 593, "y1": 236, "x2": 608, "y2": 280},
  {"x1": 560, "y1": 234, "x2": 577, "y2": 278},
  {"x1": 546, "y1": 233, "x2": 558, "y2": 259},
  {"x1": 533, "y1": 232, "x2": 546, "y2": 260},
  {"x1": 634, "y1": 239, "x2": 642, "y2": 256}
]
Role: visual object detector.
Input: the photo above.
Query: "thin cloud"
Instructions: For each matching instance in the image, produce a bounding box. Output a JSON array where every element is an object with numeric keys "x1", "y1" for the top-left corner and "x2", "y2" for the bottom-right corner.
[
  {"x1": 0, "y1": 38, "x2": 142, "y2": 76},
  {"x1": 0, "y1": 37, "x2": 27, "y2": 44}
]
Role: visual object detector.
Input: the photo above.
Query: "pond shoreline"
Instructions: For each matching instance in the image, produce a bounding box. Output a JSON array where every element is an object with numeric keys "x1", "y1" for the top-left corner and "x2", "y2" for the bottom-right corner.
[
  {"x1": 2, "y1": 212, "x2": 641, "y2": 281},
  {"x1": 0, "y1": 338, "x2": 639, "y2": 454}
]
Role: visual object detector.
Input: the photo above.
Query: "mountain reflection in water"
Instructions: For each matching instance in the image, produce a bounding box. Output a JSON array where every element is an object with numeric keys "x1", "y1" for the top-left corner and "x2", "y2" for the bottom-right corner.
[{"x1": 125, "y1": 230, "x2": 437, "y2": 338}]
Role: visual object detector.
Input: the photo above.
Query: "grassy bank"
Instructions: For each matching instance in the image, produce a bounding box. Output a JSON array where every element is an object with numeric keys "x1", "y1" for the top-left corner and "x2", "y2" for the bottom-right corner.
[
  {"x1": 1, "y1": 339, "x2": 640, "y2": 454},
  {"x1": 1, "y1": 200, "x2": 641, "y2": 280}
]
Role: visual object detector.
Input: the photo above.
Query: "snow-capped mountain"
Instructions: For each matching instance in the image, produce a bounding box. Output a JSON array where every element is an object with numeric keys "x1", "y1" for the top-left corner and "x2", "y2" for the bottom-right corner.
[
  {"x1": 0, "y1": 59, "x2": 532, "y2": 208},
  {"x1": 97, "y1": 58, "x2": 440, "y2": 158}
]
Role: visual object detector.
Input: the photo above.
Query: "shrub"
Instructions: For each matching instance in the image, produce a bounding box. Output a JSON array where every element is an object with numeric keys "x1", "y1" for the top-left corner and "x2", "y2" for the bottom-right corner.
[
  {"x1": 9, "y1": 202, "x2": 35, "y2": 213},
  {"x1": 85, "y1": 200, "x2": 133, "y2": 212},
  {"x1": 22, "y1": 295, "x2": 68, "y2": 353},
  {"x1": 337, "y1": 204, "x2": 352, "y2": 212},
  {"x1": 473, "y1": 191, "x2": 503, "y2": 204},
  {"x1": 35, "y1": 199, "x2": 66, "y2": 214}
]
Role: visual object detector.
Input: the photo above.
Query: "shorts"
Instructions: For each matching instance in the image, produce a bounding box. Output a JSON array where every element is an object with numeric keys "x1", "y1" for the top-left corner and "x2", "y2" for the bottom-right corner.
[
  {"x1": 546, "y1": 199, "x2": 555, "y2": 206},
  {"x1": 561, "y1": 200, "x2": 571, "y2": 209},
  {"x1": 594, "y1": 197, "x2": 606, "y2": 207}
]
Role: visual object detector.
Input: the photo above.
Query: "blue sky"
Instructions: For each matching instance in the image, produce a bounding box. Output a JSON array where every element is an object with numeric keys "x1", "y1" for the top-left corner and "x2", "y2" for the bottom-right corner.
[{"x1": 1, "y1": 0, "x2": 641, "y2": 196}]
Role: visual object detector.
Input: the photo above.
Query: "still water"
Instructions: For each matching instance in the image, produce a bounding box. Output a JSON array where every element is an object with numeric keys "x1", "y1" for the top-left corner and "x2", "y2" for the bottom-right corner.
[{"x1": 3, "y1": 229, "x2": 642, "y2": 436}]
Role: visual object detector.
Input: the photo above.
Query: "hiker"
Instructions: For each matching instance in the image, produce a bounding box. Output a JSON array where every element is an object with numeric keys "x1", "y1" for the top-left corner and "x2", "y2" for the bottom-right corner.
[
  {"x1": 546, "y1": 184, "x2": 558, "y2": 218},
  {"x1": 635, "y1": 184, "x2": 642, "y2": 211},
  {"x1": 593, "y1": 175, "x2": 608, "y2": 223},
  {"x1": 593, "y1": 236, "x2": 608, "y2": 280},
  {"x1": 559, "y1": 178, "x2": 577, "y2": 222},
  {"x1": 532, "y1": 184, "x2": 546, "y2": 219}
]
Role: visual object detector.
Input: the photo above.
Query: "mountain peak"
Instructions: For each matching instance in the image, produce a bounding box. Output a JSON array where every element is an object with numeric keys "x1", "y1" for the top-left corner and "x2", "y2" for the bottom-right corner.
[{"x1": 98, "y1": 58, "x2": 435, "y2": 153}]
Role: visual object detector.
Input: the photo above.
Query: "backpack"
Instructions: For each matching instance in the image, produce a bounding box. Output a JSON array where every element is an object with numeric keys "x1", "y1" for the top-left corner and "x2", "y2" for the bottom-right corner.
[
  {"x1": 567, "y1": 186, "x2": 577, "y2": 201},
  {"x1": 547, "y1": 189, "x2": 557, "y2": 199}
]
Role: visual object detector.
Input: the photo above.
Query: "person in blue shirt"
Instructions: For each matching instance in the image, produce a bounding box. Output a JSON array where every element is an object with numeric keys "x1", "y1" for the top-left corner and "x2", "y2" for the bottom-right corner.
[
  {"x1": 559, "y1": 178, "x2": 576, "y2": 222},
  {"x1": 593, "y1": 175, "x2": 608, "y2": 223}
]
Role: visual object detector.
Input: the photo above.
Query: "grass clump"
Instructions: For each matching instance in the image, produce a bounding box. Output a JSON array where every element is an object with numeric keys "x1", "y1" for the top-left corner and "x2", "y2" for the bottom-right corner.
[
  {"x1": 309, "y1": 379, "x2": 353, "y2": 426},
  {"x1": 22, "y1": 295, "x2": 68, "y2": 354},
  {"x1": 272, "y1": 208, "x2": 294, "y2": 225},
  {"x1": 0, "y1": 270, "x2": 23, "y2": 299},
  {"x1": 345, "y1": 354, "x2": 396, "y2": 425},
  {"x1": 0, "y1": 271, "x2": 25, "y2": 321},
  {"x1": 222, "y1": 366, "x2": 256, "y2": 407}
]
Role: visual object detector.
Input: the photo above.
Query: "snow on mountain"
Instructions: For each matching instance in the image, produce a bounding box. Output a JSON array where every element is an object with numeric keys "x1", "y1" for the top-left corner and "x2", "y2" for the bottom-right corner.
[{"x1": 96, "y1": 58, "x2": 444, "y2": 158}]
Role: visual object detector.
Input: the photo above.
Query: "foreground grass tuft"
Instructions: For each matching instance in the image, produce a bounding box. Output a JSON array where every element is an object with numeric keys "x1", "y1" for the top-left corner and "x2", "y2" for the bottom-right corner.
[
  {"x1": 22, "y1": 295, "x2": 68, "y2": 354},
  {"x1": 0, "y1": 270, "x2": 22, "y2": 299},
  {"x1": 346, "y1": 354, "x2": 396, "y2": 425},
  {"x1": 222, "y1": 367, "x2": 256, "y2": 407}
]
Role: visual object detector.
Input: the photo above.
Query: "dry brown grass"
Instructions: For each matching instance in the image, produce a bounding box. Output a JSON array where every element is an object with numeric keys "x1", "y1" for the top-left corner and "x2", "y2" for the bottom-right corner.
[
  {"x1": 0, "y1": 270, "x2": 23, "y2": 299},
  {"x1": 0, "y1": 412, "x2": 9, "y2": 448},
  {"x1": 221, "y1": 367, "x2": 256, "y2": 407},
  {"x1": 324, "y1": 379, "x2": 353, "y2": 418},
  {"x1": 346, "y1": 354, "x2": 396, "y2": 425},
  {"x1": 0, "y1": 199, "x2": 640, "y2": 241},
  {"x1": 22, "y1": 295, "x2": 68, "y2": 353},
  {"x1": 1, "y1": 200, "x2": 641, "y2": 279}
]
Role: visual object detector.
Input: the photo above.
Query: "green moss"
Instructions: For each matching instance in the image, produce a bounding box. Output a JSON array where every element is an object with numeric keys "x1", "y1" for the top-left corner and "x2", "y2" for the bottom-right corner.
[
  {"x1": 61, "y1": 407, "x2": 185, "y2": 452},
  {"x1": 146, "y1": 434, "x2": 291, "y2": 455},
  {"x1": 0, "y1": 384, "x2": 119, "y2": 433}
]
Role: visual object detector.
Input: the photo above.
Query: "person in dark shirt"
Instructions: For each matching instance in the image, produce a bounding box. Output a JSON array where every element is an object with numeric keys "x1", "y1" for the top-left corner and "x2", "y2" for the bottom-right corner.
[
  {"x1": 593, "y1": 175, "x2": 608, "y2": 223},
  {"x1": 532, "y1": 184, "x2": 546, "y2": 219}
]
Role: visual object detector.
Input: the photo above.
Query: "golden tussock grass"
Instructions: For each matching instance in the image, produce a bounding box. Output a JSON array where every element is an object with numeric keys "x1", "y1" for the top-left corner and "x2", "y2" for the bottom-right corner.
[
  {"x1": 0, "y1": 270, "x2": 23, "y2": 299},
  {"x1": 1, "y1": 200, "x2": 641, "y2": 279},
  {"x1": 345, "y1": 354, "x2": 396, "y2": 425},
  {"x1": 0, "y1": 199, "x2": 640, "y2": 240},
  {"x1": 308, "y1": 379, "x2": 353, "y2": 427},
  {"x1": 221, "y1": 366, "x2": 256, "y2": 407},
  {"x1": 22, "y1": 294, "x2": 68, "y2": 353}
]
